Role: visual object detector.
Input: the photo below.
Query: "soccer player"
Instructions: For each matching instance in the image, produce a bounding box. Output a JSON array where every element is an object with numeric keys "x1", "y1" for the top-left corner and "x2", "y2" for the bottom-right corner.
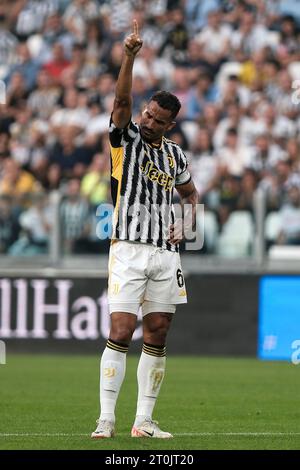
[{"x1": 91, "y1": 20, "x2": 198, "y2": 439}]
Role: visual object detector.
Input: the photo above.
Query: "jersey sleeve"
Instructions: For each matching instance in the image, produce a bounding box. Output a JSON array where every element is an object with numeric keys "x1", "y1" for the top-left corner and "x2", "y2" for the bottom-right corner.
[
  {"x1": 175, "y1": 147, "x2": 191, "y2": 186},
  {"x1": 109, "y1": 115, "x2": 139, "y2": 148}
]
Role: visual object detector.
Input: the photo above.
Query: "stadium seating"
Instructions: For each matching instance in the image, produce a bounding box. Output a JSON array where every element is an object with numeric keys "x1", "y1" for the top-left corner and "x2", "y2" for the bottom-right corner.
[
  {"x1": 203, "y1": 210, "x2": 218, "y2": 253},
  {"x1": 216, "y1": 211, "x2": 254, "y2": 257},
  {"x1": 265, "y1": 211, "x2": 281, "y2": 244}
]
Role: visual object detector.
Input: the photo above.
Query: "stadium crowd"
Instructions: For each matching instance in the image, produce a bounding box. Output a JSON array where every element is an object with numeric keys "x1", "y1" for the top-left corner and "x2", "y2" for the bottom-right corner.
[{"x1": 0, "y1": 0, "x2": 300, "y2": 256}]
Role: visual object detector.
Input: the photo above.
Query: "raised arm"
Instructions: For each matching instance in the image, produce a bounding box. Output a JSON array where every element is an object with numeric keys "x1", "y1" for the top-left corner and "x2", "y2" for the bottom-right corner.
[{"x1": 112, "y1": 20, "x2": 143, "y2": 129}]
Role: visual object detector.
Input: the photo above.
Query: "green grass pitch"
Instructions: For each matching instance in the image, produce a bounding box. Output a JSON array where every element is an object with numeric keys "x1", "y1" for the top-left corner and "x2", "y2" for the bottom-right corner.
[{"x1": 1, "y1": 354, "x2": 300, "y2": 450}]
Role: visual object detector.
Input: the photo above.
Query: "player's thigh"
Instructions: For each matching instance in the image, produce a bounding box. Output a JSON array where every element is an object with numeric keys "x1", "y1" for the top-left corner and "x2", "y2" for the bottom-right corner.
[
  {"x1": 108, "y1": 241, "x2": 148, "y2": 304},
  {"x1": 145, "y1": 250, "x2": 187, "y2": 304}
]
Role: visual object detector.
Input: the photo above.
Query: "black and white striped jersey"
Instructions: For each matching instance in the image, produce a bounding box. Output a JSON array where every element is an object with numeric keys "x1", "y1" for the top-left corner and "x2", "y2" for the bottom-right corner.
[{"x1": 109, "y1": 117, "x2": 191, "y2": 252}]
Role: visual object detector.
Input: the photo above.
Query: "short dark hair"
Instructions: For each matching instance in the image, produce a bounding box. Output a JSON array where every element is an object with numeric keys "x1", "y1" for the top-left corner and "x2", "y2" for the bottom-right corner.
[
  {"x1": 150, "y1": 91, "x2": 181, "y2": 120},
  {"x1": 227, "y1": 127, "x2": 238, "y2": 136}
]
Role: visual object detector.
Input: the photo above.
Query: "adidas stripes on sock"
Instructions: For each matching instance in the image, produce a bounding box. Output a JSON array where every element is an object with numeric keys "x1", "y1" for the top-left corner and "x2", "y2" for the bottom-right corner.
[
  {"x1": 99, "y1": 339, "x2": 128, "y2": 423},
  {"x1": 134, "y1": 343, "x2": 166, "y2": 426}
]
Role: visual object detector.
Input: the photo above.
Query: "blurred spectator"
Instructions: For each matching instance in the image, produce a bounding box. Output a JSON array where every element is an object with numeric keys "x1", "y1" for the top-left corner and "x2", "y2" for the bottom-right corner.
[
  {"x1": 50, "y1": 87, "x2": 89, "y2": 135},
  {"x1": 25, "y1": 120, "x2": 49, "y2": 179},
  {"x1": 48, "y1": 126, "x2": 93, "y2": 178},
  {"x1": 185, "y1": 0, "x2": 220, "y2": 33},
  {"x1": 217, "y1": 127, "x2": 251, "y2": 177},
  {"x1": 186, "y1": 72, "x2": 218, "y2": 120},
  {"x1": 28, "y1": 69, "x2": 60, "y2": 119},
  {"x1": 43, "y1": 41, "x2": 70, "y2": 84},
  {"x1": 259, "y1": 102, "x2": 296, "y2": 141},
  {"x1": 213, "y1": 102, "x2": 252, "y2": 149},
  {"x1": 9, "y1": 193, "x2": 53, "y2": 255},
  {"x1": 198, "y1": 103, "x2": 220, "y2": 136},
  {"x1": 260, "y1": 160, "x2": 292, "y2": 211},
  {"x1": 65, "y1": 42, "x2": 101, "y2": 89},
  {"x1": 0, "y1": 131, "x2": 10, "y2": 158},
  {"x1": 9, "y1": 106, "x2": 33, "y2": 167},
  {"x1": 131, "y1": 8, "x2": 165, "y2": 50},
  {"x1": 277, "y1": 14, "x2": 299, "y2": 60},
  {"x1": 15, "y1": 0, "x2": 58, "y2": 38},
  {"x1": 230, "y1": 9, "x2": 269, "y2": 57},
  {"x1": 182, "y1": 39, "x2": 205, "y2": 78},
  {"x1": 248, "y1": 133, "x2": 287, "y2": 175},
  {"x1": 195, "y1": 8, "x2": 231, "y2": 74},
  {"x1": 33, "y1": 11, "x2": 74, "y2": 64},
  {"x1": 0, "y1": 195, "x2": 20, "y2": 253},
  {"x1": 0, "y1": 159, "x2": 41, "y2": 199},
  {"x1": 263, "y1": 58, "x2": 281, "y2": 95},
  {"x1": 63, "y1": 0, "x2": 100, "y2": 43},
  {"x1": 236, "y1": 169, "x2": 258, "y2": 213},
  {"x1": 239, "y1": 48, "x2": 268, "y2": 89},
  {"x1": 159, "y1": 8, "x2": 189, "y2": 65},
  {"x1": 6, "y1": 71, "x2": 28, "y2": 111},
  {"x1": 105, "y1": 41, "x2": 124, "y2": 79},
  {"x1": 0, "y1": 11, "x2": 18, "y2": 72},
  {"x1": 133, "y1": 44, "x2": 174, "y2": 90},
  {"x1": 219, "y1": 74, "x2": 251, "y2": 109},
  {"x1": 84, "y1": 95, "x2": 109, "y2": 150},
  {"x1": 171, "y1": 67, "x2": 192, "y2": 118},
  {"x1": 189, "y1": 128, "x2": 217, "y2": 196},
  {"x1": 81, "y1": 153, "x2": 110, "y2": 206},
  {"x1": 286, "y1": 138, "x2": 300, "y2": 173},
  {"x1": 132, "y1": 75, "x2": 153, "y2": 116},
  {"x1": 269, "y1": 70, "x2": 298, "y2": 118},
  {"x1": 277, "y1": 183, "x2": 300, "y2": 245},
  {"x1": 145, "y1": 0, "x2": 170, "y2": 18},
  {"x1": 6, "y1": 42, "x2": 40, "y2": 91},
  {"x1": 85, "y1": 18, "x2": 111, "y2": 70},
  {"x1": 278, "y1": 0, "x2": 300, "y2": 22},
  {"x1": 212, "y1": 174, "x2": 241, "y2": 228},
  {"x1": 99, "y1": 0, "x2": 134, "y2": 35},
  {"x1": 43, "y1": 163, "x2": 61, "y2": 190},
  {"x1": 97, "y1": 72, "x2": 115, "y2": 99},
  {"x1": 60, "y1": 177, "x2": 90, "y2": 253}
]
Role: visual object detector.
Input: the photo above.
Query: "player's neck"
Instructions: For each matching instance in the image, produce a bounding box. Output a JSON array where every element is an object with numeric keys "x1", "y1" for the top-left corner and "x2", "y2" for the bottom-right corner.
[{"x1": 148, "y1": 138, "x2": 162, "y2": 148}]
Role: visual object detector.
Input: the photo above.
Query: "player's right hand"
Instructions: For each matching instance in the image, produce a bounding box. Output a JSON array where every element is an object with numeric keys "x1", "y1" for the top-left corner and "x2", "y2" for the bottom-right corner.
[{"x1": 124, "y1": 19, "x2": 143, "y2": 57}]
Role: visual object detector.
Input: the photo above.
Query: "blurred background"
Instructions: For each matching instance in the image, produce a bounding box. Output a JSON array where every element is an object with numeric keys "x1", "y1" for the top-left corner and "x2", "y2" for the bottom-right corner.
[{"x1": 0, "y1": 0, "x2": 300, "y2": 360}]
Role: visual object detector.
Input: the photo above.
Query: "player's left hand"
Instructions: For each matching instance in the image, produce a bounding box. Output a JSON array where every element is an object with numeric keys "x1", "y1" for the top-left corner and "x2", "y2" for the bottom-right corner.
[{"x1": 169, "y1": 220, "x2": 183, "y2": 245}]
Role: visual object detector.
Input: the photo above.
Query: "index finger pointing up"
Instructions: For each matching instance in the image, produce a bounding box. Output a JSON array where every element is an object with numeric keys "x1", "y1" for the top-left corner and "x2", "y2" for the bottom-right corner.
[{"x1": 133, "y1": 19, "x2": 138, "y2": 35}]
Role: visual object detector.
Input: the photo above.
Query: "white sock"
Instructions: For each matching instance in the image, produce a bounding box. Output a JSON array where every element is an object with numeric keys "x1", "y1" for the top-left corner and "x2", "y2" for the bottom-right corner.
[
  {"x1": 99, "y1": 339, "x2": 128, "y2": 423},
  {"x1": 134, "y1": 344, "x2": 166, "y2": 427}
]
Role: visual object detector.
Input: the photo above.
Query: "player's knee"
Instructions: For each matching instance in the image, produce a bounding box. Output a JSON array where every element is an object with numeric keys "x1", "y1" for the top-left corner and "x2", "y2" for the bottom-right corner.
[
  {"x1": 145, "y1": 330, "x2": 168, "y2": 345},
  {"x1": 145, "y1": 321, "x2": 170, "y2": 344},
  {"x1": 110, "y1": 325, "x2": 135, "y2": 344},
  {"x1": 155, "y1": 326, "x2": 169, "y2": 343}
]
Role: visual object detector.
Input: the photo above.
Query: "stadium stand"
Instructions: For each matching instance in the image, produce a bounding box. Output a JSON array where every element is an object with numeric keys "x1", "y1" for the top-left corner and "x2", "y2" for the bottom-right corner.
[{"x1": 0, "y1": 0, "x2": 300, "y2": 261}]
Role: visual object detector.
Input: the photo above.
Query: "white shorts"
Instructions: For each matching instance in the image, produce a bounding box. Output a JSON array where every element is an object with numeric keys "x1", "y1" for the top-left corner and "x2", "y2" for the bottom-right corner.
[{"x1": 108, "y1": 240, "x2": 187, "y2": 315}]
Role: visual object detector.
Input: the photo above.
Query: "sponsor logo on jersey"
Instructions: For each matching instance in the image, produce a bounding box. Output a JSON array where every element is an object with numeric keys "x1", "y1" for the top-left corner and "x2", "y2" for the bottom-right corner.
[{"x1": 140, "y1": 159, "x2": 174, "y2": 191}]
